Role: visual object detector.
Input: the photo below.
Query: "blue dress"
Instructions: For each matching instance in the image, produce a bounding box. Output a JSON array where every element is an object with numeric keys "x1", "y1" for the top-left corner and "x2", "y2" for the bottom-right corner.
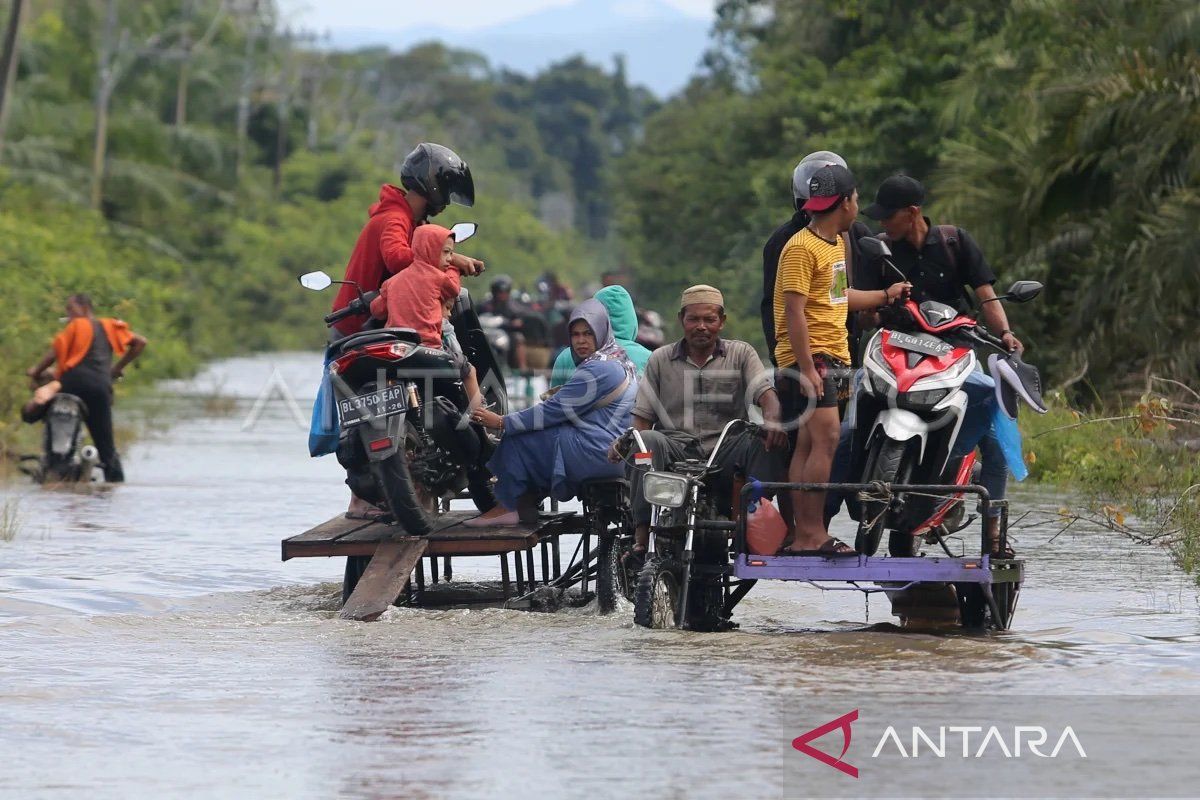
[{"x1": 487, "y1": 357, "x2": 636, "y2": 507}]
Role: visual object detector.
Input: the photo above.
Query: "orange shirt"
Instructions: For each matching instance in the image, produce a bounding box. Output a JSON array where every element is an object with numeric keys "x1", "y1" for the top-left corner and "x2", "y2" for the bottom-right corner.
[{"x1": 52, "y1": 317, "x2": 133, "y2": 377}]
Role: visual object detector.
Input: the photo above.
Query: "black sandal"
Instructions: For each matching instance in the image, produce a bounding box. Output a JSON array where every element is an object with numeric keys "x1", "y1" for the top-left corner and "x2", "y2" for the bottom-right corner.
[{"x1": 779, "y1": 537, "x2": 857, "y2": 558}]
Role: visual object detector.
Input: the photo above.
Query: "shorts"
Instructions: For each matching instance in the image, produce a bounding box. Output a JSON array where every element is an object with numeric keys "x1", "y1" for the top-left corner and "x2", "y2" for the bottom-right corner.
[{"x1": 776, "y1": 354, "x2": 849, "y2": 423}]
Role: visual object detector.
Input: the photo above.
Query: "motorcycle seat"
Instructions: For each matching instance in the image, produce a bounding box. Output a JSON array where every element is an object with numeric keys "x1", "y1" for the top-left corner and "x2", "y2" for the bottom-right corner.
[{"x1": 331, "y1": 328, "x2": 422, "y2": 356}]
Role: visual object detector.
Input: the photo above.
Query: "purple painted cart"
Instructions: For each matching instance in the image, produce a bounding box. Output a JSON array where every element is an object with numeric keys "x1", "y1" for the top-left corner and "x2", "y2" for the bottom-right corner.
[{"x1": 693, "y1": 481, "x2": 1023, "y2": 630}]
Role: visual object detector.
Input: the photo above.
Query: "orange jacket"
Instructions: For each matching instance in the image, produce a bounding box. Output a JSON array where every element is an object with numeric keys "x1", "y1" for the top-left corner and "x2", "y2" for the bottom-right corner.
[
  {"x1": 369, "y1": 224, "x2": 459, "y2": 348},
  {"x1": 52, "y1": 317, "x2": 134, "y2": 377}
]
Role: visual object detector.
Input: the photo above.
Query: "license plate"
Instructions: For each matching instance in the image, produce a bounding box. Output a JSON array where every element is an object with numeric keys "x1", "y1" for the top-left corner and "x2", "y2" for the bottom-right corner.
[
  {"x1": 889, "y1": 331, "x2": 953, "y2": 357},
  {"x1": 337, "y1": 386, "x2": 408, "y2": 427}
]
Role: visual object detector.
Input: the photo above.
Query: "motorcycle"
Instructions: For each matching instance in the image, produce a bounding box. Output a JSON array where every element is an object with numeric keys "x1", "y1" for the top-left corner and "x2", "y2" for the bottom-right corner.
[
  {"x1": 850, "y1": 236, "x2": 1048, "y2": 557},
  {"x1": 635, "y1": 308, "x2": 665, "y2": 351},
  {"x1": 19, "y1": 393, "x2": 104, "y2": 484},
  {"x1": 629, "y1": 419, "x2": 750, "y2": 632},
  {"x1": 298, "y1": 221, "x2": 503, "y2": 538}
]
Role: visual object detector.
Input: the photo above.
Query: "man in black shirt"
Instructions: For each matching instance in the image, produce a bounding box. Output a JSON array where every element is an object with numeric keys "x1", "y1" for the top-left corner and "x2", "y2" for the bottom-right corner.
[
  {"x1": 761, "y1": 151, "x2": 874, "y2": 367},
  {"x1": 857, "y1": 175, "x2": 1022, "y2": 352},
  {"x1": 857, "y1": 175, "x2": 1023, "y2": 554}
]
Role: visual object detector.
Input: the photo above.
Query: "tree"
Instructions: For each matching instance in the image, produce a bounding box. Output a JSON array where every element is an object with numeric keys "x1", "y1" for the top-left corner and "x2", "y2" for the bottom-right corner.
[{"x1": 0, "y1": 0, "x2": 27, "y2": 158}]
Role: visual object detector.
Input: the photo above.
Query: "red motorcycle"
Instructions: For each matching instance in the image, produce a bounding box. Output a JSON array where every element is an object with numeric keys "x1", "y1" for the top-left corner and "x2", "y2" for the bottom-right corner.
[{"x1": 851, "y1": 237, "x2": 1047, "y2": 557}]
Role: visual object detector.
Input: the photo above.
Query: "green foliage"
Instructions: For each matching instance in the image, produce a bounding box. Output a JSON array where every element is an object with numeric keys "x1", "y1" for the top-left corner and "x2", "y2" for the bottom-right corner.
[
  {"x1": 617, "y1": 0, "x2": 1197, "y2": 392},
  {"x1": 0, "y1": 0, "x2": 648, "y2": 455}
]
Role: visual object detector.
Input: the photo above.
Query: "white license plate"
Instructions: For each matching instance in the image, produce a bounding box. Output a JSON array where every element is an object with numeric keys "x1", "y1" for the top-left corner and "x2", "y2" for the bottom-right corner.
[
  {"x1": 337, "y1": 386, "x2": 407, "y2": 427},
  {"x1": 890, "y1": 331, "x2": 952, "y2": 357}
]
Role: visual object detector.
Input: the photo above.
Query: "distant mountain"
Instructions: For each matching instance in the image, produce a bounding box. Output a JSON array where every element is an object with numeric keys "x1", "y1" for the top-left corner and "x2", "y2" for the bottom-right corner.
[{"x1": 324, "y1": 0, "x2": 711, "y2": 97}]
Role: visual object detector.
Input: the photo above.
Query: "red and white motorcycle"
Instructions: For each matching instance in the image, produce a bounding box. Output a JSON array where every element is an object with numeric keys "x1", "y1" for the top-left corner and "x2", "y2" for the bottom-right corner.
[{"x1": 850, "y1": 237, "x2": 1047, "y2": 557}]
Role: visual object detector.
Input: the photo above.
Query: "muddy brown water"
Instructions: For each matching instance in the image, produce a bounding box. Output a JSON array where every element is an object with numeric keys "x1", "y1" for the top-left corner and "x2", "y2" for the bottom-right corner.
[{"x1": 1, "y1": 353, "x2": 1197, "y2": 798}]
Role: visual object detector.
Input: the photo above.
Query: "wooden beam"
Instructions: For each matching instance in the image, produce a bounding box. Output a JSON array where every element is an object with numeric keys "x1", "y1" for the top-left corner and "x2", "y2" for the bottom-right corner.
[{"x1": 339, "y1": 539, "x2": 429, "y2": 622}]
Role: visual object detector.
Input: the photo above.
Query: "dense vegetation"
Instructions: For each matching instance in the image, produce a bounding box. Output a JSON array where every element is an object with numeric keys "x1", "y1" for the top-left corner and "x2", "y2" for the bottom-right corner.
[
  {"x1": 0, "y1": 0, "x2": 652, "y2": 454},
  {"x1": 616, "y1": 0, "x2": 1199, "y2": 396}
]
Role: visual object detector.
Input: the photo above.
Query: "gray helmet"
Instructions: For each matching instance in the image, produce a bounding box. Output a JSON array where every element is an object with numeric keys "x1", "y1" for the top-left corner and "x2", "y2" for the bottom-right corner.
[{"x1": 792, "y1": 150, "x2": 849, "y2": 209}]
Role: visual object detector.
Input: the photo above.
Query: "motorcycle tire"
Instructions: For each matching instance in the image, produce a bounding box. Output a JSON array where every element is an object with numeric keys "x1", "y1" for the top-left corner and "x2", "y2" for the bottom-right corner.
[
  {"x1": 370, "y1": 428, "x2": 434, "y2": 537},
  {"x1": 595, "y1": 530, "x2": 630, "y2": 615},
  {"x1": 856, "y1": 437, "x2": 914, "y2": 556},
  {"x1": 633, "y1": 555, "x2": 681, "y2": 629},
  {"x1": 467, "y1": 468, "x2": 497, "y2": 514}
]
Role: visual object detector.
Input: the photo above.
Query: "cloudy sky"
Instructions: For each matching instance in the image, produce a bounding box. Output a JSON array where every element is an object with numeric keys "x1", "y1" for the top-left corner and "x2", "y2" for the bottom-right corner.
[{"x1": 278, "y1": 0, "x2": 715, "y2": 31}]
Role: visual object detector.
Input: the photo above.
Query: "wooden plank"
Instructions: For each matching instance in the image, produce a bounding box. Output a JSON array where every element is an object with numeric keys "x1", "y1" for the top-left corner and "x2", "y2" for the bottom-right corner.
[
  {"x1": 339, "y1": 539, "x2": 429, "y2": 622},
  {"x1": 281, "y1": 516, "x2": 375, "y2": 561}
]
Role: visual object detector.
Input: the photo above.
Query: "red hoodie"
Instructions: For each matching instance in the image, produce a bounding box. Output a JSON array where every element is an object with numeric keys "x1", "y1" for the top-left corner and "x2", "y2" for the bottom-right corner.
[
  {"x1": 369, "y1": 225, "x2": 460, "y2": 348},
  {"x1": 332, "y1": 184, "x2": 417, "y2": 335}
]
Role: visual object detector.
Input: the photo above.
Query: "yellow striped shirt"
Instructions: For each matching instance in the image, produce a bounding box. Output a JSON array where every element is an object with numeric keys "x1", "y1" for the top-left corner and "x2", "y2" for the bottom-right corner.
[{"x1": 773, "y1": 228, "x2": 850, "y2": 366}]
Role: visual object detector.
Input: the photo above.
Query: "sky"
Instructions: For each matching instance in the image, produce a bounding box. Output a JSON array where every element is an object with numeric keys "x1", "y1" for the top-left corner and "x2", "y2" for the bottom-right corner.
[{"x1": 277, "y1": 0, "x2": 715, "y2": 31}]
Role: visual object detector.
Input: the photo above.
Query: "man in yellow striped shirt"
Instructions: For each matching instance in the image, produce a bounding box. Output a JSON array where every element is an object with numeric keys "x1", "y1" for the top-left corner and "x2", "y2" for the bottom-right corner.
[{"x1": 774, "y1": 164, "x2": 909, "y2": 555}]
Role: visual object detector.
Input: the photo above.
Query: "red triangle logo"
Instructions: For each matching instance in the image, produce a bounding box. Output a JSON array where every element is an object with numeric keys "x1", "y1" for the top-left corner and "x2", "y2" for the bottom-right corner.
[{"x1": 791, "y1": 709, "x2": 859, "y2": 778}]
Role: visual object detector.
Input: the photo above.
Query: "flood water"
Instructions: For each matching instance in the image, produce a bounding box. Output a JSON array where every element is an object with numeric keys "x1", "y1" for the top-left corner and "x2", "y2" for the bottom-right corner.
[{"x1": 2, "y1": 353, "x2": 1198, "y2": 799}]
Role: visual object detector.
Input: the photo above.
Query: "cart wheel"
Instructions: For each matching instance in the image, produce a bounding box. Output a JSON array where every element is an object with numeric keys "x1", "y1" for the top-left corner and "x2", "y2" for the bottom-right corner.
[
  {"x1": 634, "y1": 555, "x2": 680, "y2": 629},
  {"x1": 596, "y1": 532, "x2": 624, "y2": 614},
  {"x1": 342, "y1": 555, "x2": 370, "y2": 606}
]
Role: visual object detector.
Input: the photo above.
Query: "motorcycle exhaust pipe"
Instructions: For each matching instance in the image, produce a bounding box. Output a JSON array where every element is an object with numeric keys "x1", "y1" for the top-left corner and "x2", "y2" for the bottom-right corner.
[{"x1": 80, "y1": 445, "x2": 100, "y2": 464}]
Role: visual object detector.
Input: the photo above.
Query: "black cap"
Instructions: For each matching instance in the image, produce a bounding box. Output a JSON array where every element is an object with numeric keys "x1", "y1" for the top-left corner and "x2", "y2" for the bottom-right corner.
[
  {"x1": 802, "y1": 164, "x2": 857, "y2": 212},
  {"x1": 863, "y1": 175, "x2": 925, "y2": 220}
]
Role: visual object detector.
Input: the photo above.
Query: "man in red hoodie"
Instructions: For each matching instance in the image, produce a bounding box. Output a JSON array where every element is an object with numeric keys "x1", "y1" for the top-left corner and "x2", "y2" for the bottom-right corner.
[{"x1": 332, "y1": 143, "x2": 483, "y2": 336}]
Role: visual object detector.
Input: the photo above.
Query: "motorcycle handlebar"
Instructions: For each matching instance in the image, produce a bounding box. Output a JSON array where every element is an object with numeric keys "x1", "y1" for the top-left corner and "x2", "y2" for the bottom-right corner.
[{"x1": 323, "y1": 291, "x2": 380, "y2": 326}]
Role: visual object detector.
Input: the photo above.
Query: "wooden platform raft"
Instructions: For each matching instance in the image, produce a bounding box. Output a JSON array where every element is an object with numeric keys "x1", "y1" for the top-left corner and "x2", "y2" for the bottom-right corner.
[{"x1": 283, "y1": 510, "x2": 583, "y2": 622}]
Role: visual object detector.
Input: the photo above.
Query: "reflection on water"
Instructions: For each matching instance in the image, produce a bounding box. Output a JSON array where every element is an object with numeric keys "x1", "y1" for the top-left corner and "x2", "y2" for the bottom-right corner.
[{"x1": 1, "y1": 353, "x2": 1198, "y2": 798}]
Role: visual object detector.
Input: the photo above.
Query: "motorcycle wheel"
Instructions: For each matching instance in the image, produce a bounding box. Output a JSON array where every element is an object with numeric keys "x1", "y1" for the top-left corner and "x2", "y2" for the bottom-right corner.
[
  {"x1": 888, "y1": 530, "x2": 921, "y2": 558},
  {"x1": 467, "y1": 468, "x2": 497, "y2": 514},
  {"x1": 633, "y1": 555, "x2": 681, "y2": 629},
  {"x1": 596, "y1": 528, "x2": 634, "y2": 614},
  {"x1": 370, "y1": 423, "x2": 434, "y2": 537},
  {"x1": 856, "y1": 437, "x2": 914, "y2": 556}
]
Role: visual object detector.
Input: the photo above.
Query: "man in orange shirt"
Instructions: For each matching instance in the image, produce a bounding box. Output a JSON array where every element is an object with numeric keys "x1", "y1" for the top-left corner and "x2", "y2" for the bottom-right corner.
[{"x1": 25, "y1": 294, "x2": 147, "y2": 482}]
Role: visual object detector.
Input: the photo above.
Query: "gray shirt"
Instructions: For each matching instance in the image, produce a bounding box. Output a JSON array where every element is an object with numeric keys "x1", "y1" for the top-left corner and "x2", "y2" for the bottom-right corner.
[{"x1": 632, "y1": 337, "x2": 772, "y2": 453}]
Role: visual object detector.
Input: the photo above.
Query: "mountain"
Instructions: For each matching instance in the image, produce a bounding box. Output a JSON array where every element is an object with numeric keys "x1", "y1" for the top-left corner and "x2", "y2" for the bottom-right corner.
[{"x1": 324, "y1": 0, "x2": 711, "y2": 97}]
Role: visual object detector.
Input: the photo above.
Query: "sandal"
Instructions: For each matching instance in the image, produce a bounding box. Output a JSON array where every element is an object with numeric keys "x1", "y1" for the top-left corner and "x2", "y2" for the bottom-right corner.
[{"x1": 779, "y1": 537, "x2": 857, "y2": 558}]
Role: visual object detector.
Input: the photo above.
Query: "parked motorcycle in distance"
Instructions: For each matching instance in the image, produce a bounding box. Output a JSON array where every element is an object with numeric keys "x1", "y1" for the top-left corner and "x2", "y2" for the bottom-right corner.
[{"x1": 19, "y1": 394, "x2": 104, "y2": 484}]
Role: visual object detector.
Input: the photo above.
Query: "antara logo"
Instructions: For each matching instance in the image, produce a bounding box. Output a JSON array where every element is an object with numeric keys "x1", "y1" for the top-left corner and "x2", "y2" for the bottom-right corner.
[
  {"x1": 793, "y1": 711, "x2": 1088, "y2": 779},
  {"x1": 792, "y1": 709, "x2": 859, "y2": 778}
]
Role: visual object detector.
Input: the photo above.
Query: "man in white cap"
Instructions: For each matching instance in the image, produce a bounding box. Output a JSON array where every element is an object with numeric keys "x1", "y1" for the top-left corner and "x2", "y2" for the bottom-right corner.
[{"x1": 612, "y1": 284, "x2": 789, "y2": 560}]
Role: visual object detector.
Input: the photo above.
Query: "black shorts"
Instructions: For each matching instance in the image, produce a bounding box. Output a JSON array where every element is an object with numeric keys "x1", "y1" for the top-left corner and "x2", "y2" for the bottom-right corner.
[{"x1": 776, "y1": 355, "x2": 849, "y2": 424}]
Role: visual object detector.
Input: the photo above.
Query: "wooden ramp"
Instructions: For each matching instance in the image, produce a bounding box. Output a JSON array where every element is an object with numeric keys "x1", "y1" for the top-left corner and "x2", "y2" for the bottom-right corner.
[
  {"x1": 282, "y1": 510, "x2": 559, "y2": 560},
  {"x1": 339, "y1": 538, "x2": 428, "y2": 622},
  {"x1": 284, "y1": 510, "x2": 584, "y2": 621}
]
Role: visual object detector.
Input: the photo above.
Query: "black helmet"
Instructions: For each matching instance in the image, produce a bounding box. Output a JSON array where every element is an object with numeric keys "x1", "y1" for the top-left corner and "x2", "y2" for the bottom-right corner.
[
  {"x1": 400, "y1": 143, "x2": 475, "y2": 217},
  {"x1": 490, "y1": 275, "x2": 513, "y2": 294}
]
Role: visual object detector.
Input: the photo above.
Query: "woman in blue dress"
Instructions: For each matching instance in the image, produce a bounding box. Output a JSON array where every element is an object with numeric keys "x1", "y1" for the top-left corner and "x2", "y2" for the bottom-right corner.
[{"x1": 467, "y1": 299, "x2": 638, "y2": 526}]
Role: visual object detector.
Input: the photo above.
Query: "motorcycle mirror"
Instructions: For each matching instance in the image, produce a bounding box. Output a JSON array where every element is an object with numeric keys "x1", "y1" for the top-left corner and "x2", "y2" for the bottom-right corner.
[
  {"x1": 1005, "y1": 280, "x2": 1043, "y2": 303},
  {"x1": 857, "y1": 236, "x2": 892, "y2": 258},
  {"x1": 450, "y1": 222, "x2": 478, "y2": 243},
  {"x1": 298, "y1": 271, "x2": 333, "y2": 291}
]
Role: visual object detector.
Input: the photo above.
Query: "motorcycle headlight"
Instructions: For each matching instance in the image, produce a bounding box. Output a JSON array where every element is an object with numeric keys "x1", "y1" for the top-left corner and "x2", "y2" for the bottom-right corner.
[
  {"x1": 897, "y1": 388, "x2": 950, "y2": 410},
  {"x1": 643, "y1": 472, "x2": 689, "y2": 509}
]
